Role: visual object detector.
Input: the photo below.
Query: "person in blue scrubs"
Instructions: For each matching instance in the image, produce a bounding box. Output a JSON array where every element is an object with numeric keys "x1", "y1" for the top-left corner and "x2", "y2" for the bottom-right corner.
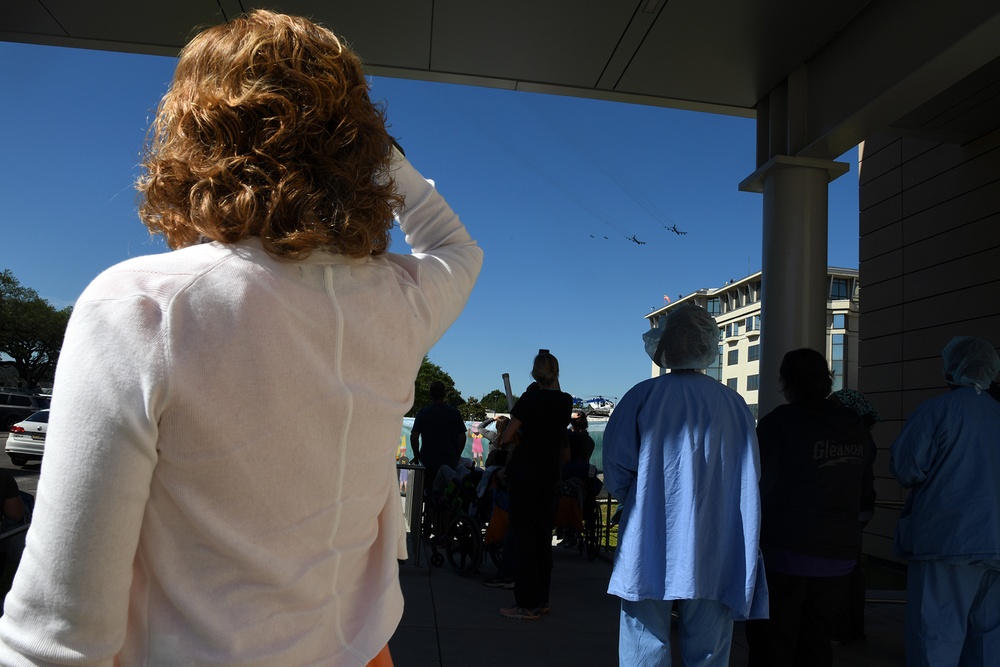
[
  {"x1": 604, "y1": 304, "x2": 768, "y2": 666},
  {"x1": 890, "y1": 335, "x2": 1000, "y2": 667}
]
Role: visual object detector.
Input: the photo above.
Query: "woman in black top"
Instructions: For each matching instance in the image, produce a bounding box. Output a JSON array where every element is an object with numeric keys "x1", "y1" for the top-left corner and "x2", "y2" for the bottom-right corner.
[{"x1": 498, "y1": 352, "x2": 573, "y2": 620}]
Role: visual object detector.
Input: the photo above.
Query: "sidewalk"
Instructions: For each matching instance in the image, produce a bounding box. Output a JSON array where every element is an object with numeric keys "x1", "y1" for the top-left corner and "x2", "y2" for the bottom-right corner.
[{"x1": 389, "y1": 542, "x2": 906, "y2": 666}]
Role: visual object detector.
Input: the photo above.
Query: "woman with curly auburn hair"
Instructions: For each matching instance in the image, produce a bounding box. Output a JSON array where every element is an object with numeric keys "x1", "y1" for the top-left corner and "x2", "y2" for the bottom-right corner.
[
  {"x1": 138, "y1": 9, "x2": 403, "y2": 259},
  {"x1": 0, "y1": 10, "x2": 481, "y2": 667}
]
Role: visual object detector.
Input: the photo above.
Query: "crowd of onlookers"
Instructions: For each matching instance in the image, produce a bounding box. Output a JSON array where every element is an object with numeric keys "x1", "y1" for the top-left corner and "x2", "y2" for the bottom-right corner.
[
  {"x1": 602, "y1": 305, "x2": 1000, "y2": 667},
  {"x1": 408, "y1": 356, "x2": 601, "y2": 621},
  {"x1": 412, "y1": 306, "x2": 1000, "y2": 667}
]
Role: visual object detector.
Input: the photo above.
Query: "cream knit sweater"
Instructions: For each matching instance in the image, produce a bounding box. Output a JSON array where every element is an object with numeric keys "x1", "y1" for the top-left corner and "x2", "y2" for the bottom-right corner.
[{"x1": 0, "y1": 156, "x2": 482, "y2": 666}]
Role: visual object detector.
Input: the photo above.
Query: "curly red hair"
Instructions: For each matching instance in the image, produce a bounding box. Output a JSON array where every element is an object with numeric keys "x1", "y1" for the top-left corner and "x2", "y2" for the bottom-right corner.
[{"x1": 137, "y1": 10, "x2": 403, "y2": 259}]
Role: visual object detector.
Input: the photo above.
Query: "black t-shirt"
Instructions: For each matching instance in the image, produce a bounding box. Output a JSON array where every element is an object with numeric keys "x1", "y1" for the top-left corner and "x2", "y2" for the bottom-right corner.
[
  {"x1": 756, "y1": 398, "x2": 876, "y2": 559},
  {"x1": 411, "y1": 402, "x2": 466, "y2": 472},
  {"x1": 506, "y1": 389, "x2": 573, "y2": 483},
  {"x1": 567, "y1": 430, "x2": 595, "y2": 463},
  {"x1": 0, "y1": 470, "x2": 19, "y2": 503}
]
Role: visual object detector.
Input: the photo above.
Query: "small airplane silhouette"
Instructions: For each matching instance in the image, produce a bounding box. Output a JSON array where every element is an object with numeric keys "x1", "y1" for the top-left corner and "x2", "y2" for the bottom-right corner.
[
  {"x1": 667, "y1": 224, "x2": 688, "y2": 236},
  {"x1": 629, "y1": 235, "x2": 646, "y2": 245}
]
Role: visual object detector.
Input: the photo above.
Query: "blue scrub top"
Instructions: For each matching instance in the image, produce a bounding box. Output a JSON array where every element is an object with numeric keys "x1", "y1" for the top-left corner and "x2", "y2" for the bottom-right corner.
[
  {"x1": 891, "y1": 387, "x2": 1000, "y2": 566},
  {"x1": 603, "y1": 371, "x2": 768, "y2": 620}
]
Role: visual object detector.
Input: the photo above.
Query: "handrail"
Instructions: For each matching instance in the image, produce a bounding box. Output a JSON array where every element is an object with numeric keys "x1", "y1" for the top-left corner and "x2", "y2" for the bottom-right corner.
[
  {"x1": 875, "y1": 499, "x2": 905, "y2": 509},
  {"x1": 595, "y1": 493, "x2": 908, "y2": 605},
  {"x1": 0, "y1": 523, "x2": 29, "y2": 541}
]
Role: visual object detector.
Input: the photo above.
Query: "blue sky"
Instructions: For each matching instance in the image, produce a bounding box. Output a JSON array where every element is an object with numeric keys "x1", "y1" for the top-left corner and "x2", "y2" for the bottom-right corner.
[{"x1": 1, "y1": 41, "x2": 860, "y2": 404}]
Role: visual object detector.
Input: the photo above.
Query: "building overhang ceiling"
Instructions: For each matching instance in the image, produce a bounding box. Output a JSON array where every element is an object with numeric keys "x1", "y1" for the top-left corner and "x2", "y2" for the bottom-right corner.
[{"x1": 4, "y1": 0, "x2": 1000, "y2": 160}]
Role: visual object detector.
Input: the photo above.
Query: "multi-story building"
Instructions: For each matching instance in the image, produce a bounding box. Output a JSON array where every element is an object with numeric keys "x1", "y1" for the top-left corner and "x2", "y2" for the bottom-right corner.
[{"x1": 645, "y1": 267, "x2": 860, "y2": 418}]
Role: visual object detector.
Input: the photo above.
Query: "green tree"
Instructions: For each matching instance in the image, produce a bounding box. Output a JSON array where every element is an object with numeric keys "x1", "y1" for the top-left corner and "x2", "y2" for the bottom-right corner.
[
  {"x1": 0, "y1": 270, "x2": 72, "y2": 390},
  {"x1": 407, "y1": 355, "x2": 464, "y2": 417},
  {"x1": 480, "y1": 388, "x2": 516, "y2": 413},
  {"x1": 460, "y1": 396, "x2": 486, "y2": 422}
]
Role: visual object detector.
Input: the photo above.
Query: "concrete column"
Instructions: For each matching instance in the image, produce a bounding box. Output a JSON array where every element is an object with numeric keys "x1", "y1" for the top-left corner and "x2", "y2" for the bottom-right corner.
[{"x1": 740, "y1": 156, "x2": 848, "y2": 417}]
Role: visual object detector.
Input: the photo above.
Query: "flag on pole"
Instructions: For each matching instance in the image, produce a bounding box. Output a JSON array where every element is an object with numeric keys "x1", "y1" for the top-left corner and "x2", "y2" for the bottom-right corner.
[{"x1": 663, "y1": 295, "x2": 671, "y2": 303}]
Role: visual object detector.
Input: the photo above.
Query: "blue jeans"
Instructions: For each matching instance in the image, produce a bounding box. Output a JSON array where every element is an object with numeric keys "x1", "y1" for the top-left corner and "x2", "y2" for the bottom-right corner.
[{"x1": 619, "y1": 598, "x2": 733, "y2": 667}]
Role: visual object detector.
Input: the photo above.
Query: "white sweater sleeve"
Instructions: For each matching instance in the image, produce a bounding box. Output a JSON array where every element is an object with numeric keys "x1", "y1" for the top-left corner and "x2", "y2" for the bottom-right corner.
[
  {"x1": 0, "y1": 290, "x2": 165, "y2": 665},
  {"x1": 388, "y1": 154, "x2": 483, "y2": 351}
]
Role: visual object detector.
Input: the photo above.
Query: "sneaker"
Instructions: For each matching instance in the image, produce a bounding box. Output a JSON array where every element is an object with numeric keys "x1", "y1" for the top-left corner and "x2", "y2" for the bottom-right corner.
[
  {"x1": 533, "y1": 604, "x2": 551, "y2": 615},
  {"x1": 499, "y1": 606, "x2": 540, "y2": 620},
  {"x1": 484, "y1": 576, "x2": 515, "y2": 589}
]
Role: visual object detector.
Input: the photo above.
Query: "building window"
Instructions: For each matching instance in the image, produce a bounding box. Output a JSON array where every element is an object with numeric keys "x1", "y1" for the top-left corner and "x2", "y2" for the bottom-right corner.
[
  {"x1": 832, "y1": 313, "x2": 846, "y2": 329},
  {"x1": 706, "y1": 298, "x2": 721, "y2": 316},
  {"x1": 727, "y1": 349, "x2": 739, "y2": 366},
  {"x1": 832, "y1": 333, "x2": 845, "y2": 391},
  {"x1": 831, "y1": 278, "x2": 851, "y2": 300},
  {"x1": 748, "y1": 344, "x2": 760, "y2": 361},
  {"x1": 745, "y1": 315, "x2": 761, "y2": 332},
  {"x1": 725, "y1": 321, "x2": 741, "y2": 338},
  {"x1": 726, "y1": 378, "x2": 738, "y2": 390},
  {"x1": 747, "y1": 374, "x2": 760, "y2": 391},
  {"x1": 706, "y1": 345, "x2": 723, "y2": 381},
  {"x1": 747, "y1": 404, "x2": 759, "y2": 420}
]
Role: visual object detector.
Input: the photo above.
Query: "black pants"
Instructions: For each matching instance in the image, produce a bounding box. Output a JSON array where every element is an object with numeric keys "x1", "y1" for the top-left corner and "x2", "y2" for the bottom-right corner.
[
  {"x1": 745, "y1": 568, "x2": 850, "y2": 667},
  {"x1": 833, "y1": 551, "x2": 867, "y2": 641},
  {"x1": 508, "y1": 478, "x2": 556, "y2": 610}
]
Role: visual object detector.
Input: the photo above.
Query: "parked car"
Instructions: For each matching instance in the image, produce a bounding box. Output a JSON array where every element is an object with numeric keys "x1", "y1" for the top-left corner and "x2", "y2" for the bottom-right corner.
[
  {"x1": 0, "y1": 391, "x2": 51, "y2": 431},
  {"x1": 6, "y1": 410, "x2": 48, "y2": 467}
]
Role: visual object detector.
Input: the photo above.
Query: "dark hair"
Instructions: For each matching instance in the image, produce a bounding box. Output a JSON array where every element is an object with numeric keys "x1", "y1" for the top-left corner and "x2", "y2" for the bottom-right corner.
[
  {"x1": 779, "y1": 348, "x2": 833, "y2": 402},
  {"x1": 429, "y1": 381, "x2": 446, "y2": 401},
  {"x1": 570, "y1": 411, "x2": 588, "y2": 430}
]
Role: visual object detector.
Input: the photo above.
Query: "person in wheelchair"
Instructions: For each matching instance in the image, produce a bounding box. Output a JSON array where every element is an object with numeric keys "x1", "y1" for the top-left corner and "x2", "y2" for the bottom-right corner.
[{"x1": 557, "y1": 410, "x2": 594, "y2": 549}]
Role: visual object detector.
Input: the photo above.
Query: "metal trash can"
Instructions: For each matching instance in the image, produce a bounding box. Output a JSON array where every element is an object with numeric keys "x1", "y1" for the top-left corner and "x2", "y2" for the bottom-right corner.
[{"x1": 396, "y1": 463, "x2": 425, "y2": 566}]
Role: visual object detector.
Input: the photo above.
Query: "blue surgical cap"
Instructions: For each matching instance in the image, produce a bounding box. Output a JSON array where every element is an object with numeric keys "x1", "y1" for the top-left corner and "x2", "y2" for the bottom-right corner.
[
  {"x1": 942, "y1": 335, "x2": 1000, "y2": 393},
  {"x1": 654, "y1": 304, "x2": 720, "y2": 370},
  {"x1": 643, "y1": 327, "x2": 663, "y2": 363}
]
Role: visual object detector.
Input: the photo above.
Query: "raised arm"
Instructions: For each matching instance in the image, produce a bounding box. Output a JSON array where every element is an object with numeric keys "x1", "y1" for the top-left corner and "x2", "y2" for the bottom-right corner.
[{"x1": 387, "y1": 152, "x2": 483, "y2": 351}]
